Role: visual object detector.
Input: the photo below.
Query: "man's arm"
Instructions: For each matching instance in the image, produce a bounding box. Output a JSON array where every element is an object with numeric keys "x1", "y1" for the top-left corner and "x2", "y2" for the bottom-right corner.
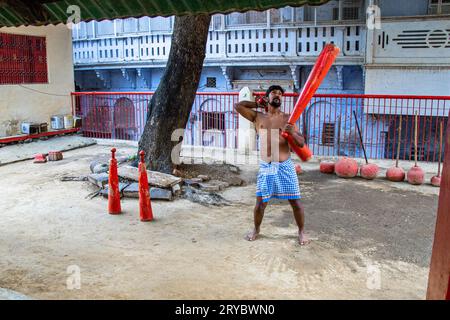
[
  {"x1": 283, "y1": 123, "x2": 305, "y2": 148},
  {"x1": 234, "y1": 100, "x2": 261, "y2": 122}
]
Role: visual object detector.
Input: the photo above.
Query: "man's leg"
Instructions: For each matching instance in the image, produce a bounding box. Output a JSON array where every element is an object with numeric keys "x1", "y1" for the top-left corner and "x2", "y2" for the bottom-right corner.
[
  {"x1": 245, "y1": 196, "x2": 268, "y2": 241},
  {"x1": 288, "y1": 199, "x2": 310, "y2": 246}
]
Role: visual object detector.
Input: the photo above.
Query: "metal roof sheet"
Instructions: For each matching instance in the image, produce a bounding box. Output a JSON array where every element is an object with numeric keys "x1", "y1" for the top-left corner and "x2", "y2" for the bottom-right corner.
[{"x1": 0, "y1": 0, "x2": 329, "y2": 27}]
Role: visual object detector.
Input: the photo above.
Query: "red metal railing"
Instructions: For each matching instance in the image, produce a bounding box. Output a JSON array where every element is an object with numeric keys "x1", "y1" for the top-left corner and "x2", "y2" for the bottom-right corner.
[
  {"x1": 71, "y1": 92, "x2": 240, "y2": 149},
  {"x1": 71, "y1": 92, "x2": 450, "y2": 162}
]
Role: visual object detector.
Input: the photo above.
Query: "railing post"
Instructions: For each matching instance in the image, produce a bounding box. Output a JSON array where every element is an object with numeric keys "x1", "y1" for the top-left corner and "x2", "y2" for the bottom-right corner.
[{"x1": 427, "y1": 112, "x2": 450, "y2": 300}]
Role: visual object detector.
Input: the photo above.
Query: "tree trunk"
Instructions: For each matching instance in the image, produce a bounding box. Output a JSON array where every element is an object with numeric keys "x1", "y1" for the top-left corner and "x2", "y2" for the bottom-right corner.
[{"x1": 138, "y1": 14, "x2": 211, "y2": 173}]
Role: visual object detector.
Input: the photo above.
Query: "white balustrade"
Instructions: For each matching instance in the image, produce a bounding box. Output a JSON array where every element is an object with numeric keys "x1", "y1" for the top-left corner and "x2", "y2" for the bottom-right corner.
[{"x1": 74, "y1": 24, "x2": 366, "y2": 65}]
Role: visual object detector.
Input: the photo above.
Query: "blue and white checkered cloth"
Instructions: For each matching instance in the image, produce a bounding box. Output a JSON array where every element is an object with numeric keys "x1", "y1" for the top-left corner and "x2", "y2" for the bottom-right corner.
[{"x1": 256, "y1": 158, "x2": 301, "y2": 203}]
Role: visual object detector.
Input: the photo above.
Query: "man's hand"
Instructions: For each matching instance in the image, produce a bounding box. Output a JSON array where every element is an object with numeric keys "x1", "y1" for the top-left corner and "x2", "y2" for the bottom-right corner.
[
  {"x1": 283, "y1": 123, "x2": 295, "y2": 135},
  {"x1": 282, "y1": 124, "x2": 305, "y2": 147},
  {"x1": 256, "y1": 96, "x2": 268, "y2": 109}
]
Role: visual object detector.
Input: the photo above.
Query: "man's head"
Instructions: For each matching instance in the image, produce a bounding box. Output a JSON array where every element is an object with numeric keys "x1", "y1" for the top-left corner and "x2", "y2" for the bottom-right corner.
[{"x1": 265, "y1": 85, "x2": 285, "y2": 108}]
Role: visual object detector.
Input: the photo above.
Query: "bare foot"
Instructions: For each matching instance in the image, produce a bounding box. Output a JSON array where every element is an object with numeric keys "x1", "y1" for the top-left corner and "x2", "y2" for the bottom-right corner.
[
  {"x1": 298, "y1": 231, "x2": 310, "y2": 246},
  {"x1": 245, "y1": 228, "x2": 260, "y2": 241}
]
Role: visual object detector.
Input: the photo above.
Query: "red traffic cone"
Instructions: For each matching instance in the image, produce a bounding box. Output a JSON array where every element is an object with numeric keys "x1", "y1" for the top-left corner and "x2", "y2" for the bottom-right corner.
[
  {"x1": 108, "y1": 148, "x2": 122, "y2": 215},
  {"x1": 138, "y1": 151, "x2": 153, "y2": 222}
]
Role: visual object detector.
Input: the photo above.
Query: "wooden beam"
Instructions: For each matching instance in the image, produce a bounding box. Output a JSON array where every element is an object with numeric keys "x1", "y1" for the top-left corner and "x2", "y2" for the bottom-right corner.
[{"x1": 427, "y1": 113, "x2": 450, "y2": 300}]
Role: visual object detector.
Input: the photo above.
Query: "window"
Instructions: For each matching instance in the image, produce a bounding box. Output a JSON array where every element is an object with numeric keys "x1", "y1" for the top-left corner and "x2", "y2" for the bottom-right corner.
[
  {"x1": 322, "y1": 122, "x2": 335, "y2": 146},
  {"x1": 202, "y1": 112, "x2": 225, "y2": 131},
  {"x1": 226, "y1": 10, "x2": 267, "y2": 25},
  {"x1": 343, "y1": 7, "x2": 359, "y2": 20},
  {"x1": 334, "y1": 7, "x2": 360, "y2": 20},
  {"x1": 206, "y1": 77, "x2": 217, "y2": 88},
  {"x1": 213, "y1": 15, "x2": 222, "y2": 30},
  {"x1": 281, "y1": 7, "x2": 293, "y2": 22},
  {"x1": 429, "y1": 0, "x2": 450, "y2": 14},
  {"x1": 270, "y1": 9, "x2": 281, "y2": 23}
]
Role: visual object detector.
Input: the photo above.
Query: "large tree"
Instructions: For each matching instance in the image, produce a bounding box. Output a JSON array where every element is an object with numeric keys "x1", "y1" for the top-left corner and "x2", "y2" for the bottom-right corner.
[{"x1": 138, "y1": 14, "x2": 211, "y2": 173}]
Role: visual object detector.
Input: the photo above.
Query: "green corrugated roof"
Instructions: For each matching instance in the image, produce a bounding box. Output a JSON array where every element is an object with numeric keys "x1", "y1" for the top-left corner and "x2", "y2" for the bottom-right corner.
[{"x1": 0, "y1": 0, "x2": 329, "y2": 27}]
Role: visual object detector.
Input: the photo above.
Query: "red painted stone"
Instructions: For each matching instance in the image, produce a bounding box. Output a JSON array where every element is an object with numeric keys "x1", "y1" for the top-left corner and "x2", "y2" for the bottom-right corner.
[
  {"x1": 360, "y1": 163, "x2": 379, "y2": 180},
  {"x1": 407, "y1": 165, "x2": 425, "y2": 185},
  {"x1": 33, "y1": 154, "x2": 47, "y2": 163},
  {"x1": 431, "y1": 175, "x2": 441, "y2": 187},
  {"x1": 386, "y1": 166, "x2": 406, "y2": 182},
  {"x1": 320, "y1": 161, "x2": 335, "y2": 174},
  {"x1": 335, "y1": 157, "x2": 359, "y2": 178}
]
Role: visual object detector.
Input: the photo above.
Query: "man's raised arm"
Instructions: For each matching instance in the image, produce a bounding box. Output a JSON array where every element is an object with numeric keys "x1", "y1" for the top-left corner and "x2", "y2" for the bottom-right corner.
[{"x1": 234, "y1": 100, "x2": 261, "y2": 122}]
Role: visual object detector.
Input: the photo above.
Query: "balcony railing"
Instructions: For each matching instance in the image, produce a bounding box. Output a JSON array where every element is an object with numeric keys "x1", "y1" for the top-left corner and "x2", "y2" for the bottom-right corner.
[
  {"x1": 71, "y1": 92, "x2": 449, "y2": 162},
  {"x1": 73, "y1": 24, "x2": 366, "y2": 65}
]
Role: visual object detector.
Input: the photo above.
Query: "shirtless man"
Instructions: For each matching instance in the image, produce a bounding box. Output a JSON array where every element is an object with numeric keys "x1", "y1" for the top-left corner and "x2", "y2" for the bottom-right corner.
[{"x1": 234, "y1": 85, "x2": 309, "y2": 246}]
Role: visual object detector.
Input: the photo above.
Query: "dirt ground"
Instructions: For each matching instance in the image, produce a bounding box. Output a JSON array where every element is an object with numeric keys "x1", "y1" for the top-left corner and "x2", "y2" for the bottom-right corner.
[{"x1": 0, "y1": 142, "x2": 439, "y2": 300}]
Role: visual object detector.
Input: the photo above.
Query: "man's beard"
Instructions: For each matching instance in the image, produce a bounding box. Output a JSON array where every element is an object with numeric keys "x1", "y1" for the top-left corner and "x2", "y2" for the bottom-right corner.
[{"x1": 271, "y1": 98, "x2": 281, "y2": 108}]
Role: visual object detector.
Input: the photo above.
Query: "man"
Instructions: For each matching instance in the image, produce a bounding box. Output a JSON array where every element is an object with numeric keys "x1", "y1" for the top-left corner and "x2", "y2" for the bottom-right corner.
[{"x1": 234, "y1": 85, "x2": 309, "y2": 246}]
